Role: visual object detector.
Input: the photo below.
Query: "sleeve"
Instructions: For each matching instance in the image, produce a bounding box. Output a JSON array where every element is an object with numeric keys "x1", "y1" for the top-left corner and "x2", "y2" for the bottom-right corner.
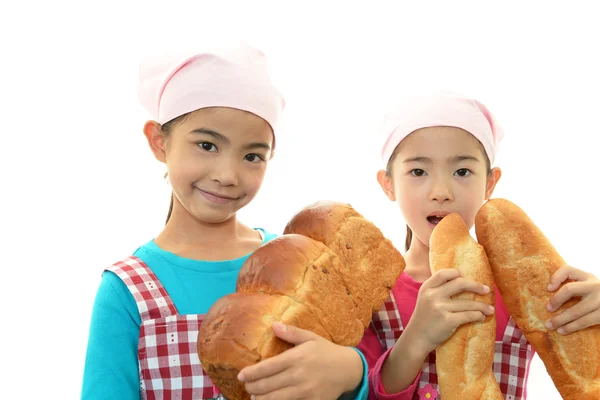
[
  {"x1": 81, "y1": 271, "x2": 142, "y2": 400},
  {"x1": 358, "y1": 324, "x2": 421, "y2": 400}
]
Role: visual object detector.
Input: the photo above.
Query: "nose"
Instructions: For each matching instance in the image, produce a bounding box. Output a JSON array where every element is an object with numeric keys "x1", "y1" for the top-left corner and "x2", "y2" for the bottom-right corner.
[
  {"x1": 429, "y1": 176, "x2": 454, "y2": 203},
  {"x1": 211, "y1": 156, "x2": 239, "y2": 186}
]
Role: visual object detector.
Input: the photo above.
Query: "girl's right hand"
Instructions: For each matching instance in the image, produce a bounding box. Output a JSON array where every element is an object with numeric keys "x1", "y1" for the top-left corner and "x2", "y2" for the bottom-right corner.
[{"x1": 407, "y1": 269, "x2": 495, "y2": 354}]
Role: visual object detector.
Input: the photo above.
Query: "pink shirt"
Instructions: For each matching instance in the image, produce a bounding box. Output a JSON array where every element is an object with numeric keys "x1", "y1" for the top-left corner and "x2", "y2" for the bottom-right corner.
[{"x1": 358, "y1": 273, "x2": 535, "y2": 400}]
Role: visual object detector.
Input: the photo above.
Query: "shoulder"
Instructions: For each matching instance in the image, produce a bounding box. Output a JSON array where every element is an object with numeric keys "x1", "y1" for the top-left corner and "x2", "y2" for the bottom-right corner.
[
  {"x1": 95, "y1": 256, "x2": 148, "y2": 322},
  {"x1": 255, "y1": 228, "x2": 279, "y2": 243}
]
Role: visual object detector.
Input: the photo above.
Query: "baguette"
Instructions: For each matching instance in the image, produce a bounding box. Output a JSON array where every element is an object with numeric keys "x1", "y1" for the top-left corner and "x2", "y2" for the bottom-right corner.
[
  {"x1": 475, "y1": 198, "x2": 600, "y2": 399},
  {"x1": 429, "y1": 213, "x2": 503, "y2": 399}
]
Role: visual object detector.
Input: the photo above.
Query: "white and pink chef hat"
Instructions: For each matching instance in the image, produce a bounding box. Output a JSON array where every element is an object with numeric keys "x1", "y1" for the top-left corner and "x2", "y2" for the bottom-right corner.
[
  {"x1": 138, "y1": 42, "x2": 285, "y2": 137},
  {"x1": 380, "y1": 91, "x2": 504, "y2": 165}
]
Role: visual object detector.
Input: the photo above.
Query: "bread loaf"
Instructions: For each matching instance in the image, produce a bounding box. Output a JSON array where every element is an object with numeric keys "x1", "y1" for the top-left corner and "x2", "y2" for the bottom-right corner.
[
  {"x1": 236, "y1": 234, "x2": 366, "y2": 346},
  {"x1": 198, "y1": 292, "x2": 330, "y2": 400},
  {"x1": 198, "y1": 202, "x2": 405, "y2": 400},
  {"x1": 475, "y1": 198, "x2": 600, "y2": 399},
  {"x1": 284, "y1": 201, "x2": 406, "y2": 321},
  {"x1": 429, "y1": 213, "x2": 503, "y2": 399}
]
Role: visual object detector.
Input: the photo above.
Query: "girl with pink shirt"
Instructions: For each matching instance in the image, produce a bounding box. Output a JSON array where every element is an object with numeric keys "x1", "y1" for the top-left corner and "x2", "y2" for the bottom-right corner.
[{"x1": 358, "y1": 91, "x2": 600, "y2": 399}]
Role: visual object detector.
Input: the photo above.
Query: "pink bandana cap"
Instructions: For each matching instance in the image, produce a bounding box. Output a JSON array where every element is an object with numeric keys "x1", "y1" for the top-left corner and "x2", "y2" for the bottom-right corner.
[
  {"x1": 137, "y1": 42, "x2": 285, "y2": 137},
  {"x1": 380, "y1": 91, "x2": 504, "y2": 166}
]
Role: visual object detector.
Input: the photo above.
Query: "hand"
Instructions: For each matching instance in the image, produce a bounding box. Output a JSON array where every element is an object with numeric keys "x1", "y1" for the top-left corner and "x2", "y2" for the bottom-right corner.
[
  {"x1": 238, "y1": 323, "x2": 363, "y2": 400},
  {"x1": 546, "y1": 265, "x2": 600, "y2": 334},
  {"x1": 408, "y1": 269, "x2": 495, "y2": 354}
]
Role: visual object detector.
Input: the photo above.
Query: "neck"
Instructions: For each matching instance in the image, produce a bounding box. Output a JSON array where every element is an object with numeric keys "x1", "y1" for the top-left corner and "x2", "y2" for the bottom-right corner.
[
  {"x1": 155, "y1": 199, "x2": 251, "y2": 251},
  {"x1": 403, "y1": 237, "x2": 433, "y2": 283}
]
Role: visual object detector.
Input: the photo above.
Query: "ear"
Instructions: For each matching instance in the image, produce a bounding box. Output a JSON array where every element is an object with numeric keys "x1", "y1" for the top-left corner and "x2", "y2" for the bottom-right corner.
[
  {"x1": 485, "y1": 167, "x2": 502, "y2": 200},
  {"x1": 143, "y1": 121, "x2": 167, "y2": 163},
  {"x1": 377, "y1": 169, "x2": 396, "y2": 201}
]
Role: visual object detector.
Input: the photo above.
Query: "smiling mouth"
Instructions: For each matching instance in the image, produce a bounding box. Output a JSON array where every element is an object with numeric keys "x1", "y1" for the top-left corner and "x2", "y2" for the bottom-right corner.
[{"x1": 196, "y1": 188, "x2": 239, "y2": 204}]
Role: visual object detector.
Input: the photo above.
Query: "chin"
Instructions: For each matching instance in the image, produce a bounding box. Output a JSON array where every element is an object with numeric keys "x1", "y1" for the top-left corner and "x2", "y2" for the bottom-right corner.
[
  {"x1": 198, "y1": 212, "x2": 236, "y2": 225},
  {"x1": 186, "y1": 204, "x2": 237, "y2": 224}
]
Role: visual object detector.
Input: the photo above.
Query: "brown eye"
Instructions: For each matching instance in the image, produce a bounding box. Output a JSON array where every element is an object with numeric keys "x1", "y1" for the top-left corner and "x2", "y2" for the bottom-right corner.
[
  {"x1": 198, "y1": 142, "x2": 217, "y2": 152},
  {"x1": 411, "y1": 169, "x2": 426, "y2": 177},
  {"x1": 455, "y1": 168, "x2": 471, "y2": 177},
  {"x1": 245, "y1": 154, "x2": 264, "y2": 163}
]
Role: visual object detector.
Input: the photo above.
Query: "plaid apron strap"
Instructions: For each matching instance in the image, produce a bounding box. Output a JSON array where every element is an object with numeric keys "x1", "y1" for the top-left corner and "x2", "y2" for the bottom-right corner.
[
  {"x1": 502, "y1": 317, "x2": 529, "y2": 347},
  {"x1": 493, "y1": 317, "x2": 535, "y2": 400},
  {"x1": 106, "y1": 256, "x2": 178, "y2": 321},
  {"x1": 372, "y1": 293, "x2": 404, "y2": 350}
]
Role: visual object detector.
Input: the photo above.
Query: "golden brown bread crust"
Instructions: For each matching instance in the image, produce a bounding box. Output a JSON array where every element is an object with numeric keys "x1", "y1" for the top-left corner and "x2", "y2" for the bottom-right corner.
[
  {"x1": 283, "y1": 200, "x2": 406, "y2": 318},
  {"x1": 475, "y1": 198, "x2": 600, "y2": 399},
  {"x1": 197, "y1": 292, "x2": 330, "y2": 400},
  {"x1": 236, "y1": 234, "x2": 366, "y2": 346},
  {"x1": 199, "y1": 201, "x2": 406, "y2": 399},
  {"x1": 430, "y1": 213, "x2": 503, "y2": 399}
]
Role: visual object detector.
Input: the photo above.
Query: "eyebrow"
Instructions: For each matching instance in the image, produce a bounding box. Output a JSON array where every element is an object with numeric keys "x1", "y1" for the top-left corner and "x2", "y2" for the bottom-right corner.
[
  {"x1": 402, "y1": 155, "x2": 480, "y2": 164},
  {"x1": 189, "y1": 128, "x2": 271, "y2": 151}
]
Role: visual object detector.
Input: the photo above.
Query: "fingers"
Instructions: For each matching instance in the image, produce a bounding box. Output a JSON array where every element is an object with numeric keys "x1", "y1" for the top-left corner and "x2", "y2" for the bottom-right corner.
[
  {"x1": 424, "y1": 269, "x2": 490, "y2": 298},
  {"x1": 239, "y1": 324, "x2": 321, "y2": 383},
  {"x1": 424, "y1": 269, "x2": 462, "y2": 289},
  {"x1": 547, "y1": 289, "x2": 600, "y2": 330},
  {"x1": 243, "y1": 369, "x2": 294, "y2": 397},
  {"x1": 272, "y1": 323, "x2": 319, "y2": 346},
  {"x1": 548, "y1": 265, "x2": 590, "y2": 291},
  {"x1": 549, "y1": 309, "x2": 600, "y2": 335},
  {"x1": 449, "y1": 310, "x2": 488, "y2": 327},
  {"x1": 238, "y1": 353, "x2": 291, "y2": 384},
  {"x1": 547, "y1": 281, "x2": 594, "y2": 312},
  {"x1": 447, "y1": 299, "x2": 495, "y2": 315},
  {"x1": 437, "y1": 276, "x2": 490, "y2": 298}
]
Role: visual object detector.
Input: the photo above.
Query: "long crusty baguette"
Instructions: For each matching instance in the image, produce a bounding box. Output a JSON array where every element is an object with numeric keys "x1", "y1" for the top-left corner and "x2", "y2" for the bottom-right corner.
[
  {"x1": 429, "y1": 213, "x2": 503, "y2": 399},
  {"x1": 475, "y1": 198, "x2": 600, "y2": 399}
]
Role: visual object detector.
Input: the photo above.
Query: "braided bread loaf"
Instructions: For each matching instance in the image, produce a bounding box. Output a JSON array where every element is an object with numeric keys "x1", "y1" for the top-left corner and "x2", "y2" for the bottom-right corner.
[{"x1": 198, "y1": 201, "x2": 405, "y2": 400}]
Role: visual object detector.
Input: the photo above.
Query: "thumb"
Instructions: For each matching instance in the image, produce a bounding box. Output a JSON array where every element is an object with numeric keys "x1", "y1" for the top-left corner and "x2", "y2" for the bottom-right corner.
[{"x1": 272, "y1": 322, "x2": 319, "y2": 345}]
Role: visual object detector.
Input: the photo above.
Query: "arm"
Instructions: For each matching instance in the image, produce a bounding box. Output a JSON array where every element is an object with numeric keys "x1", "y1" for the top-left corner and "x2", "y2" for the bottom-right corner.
[
  {"x1": 238, "y1": 323, "x2": 365, "y2": 400},
  {"x1": 378, "y1": 323, "x2": 430, "y2": 394},
  {"x1": 369, "y1": 270, "x2": 493, "y2": 398},
  {"x1": 338, "y1": 348, "x2": 369, "y2": 400},
  {"x1": 359, "y1": 319, "x2": 422, "y2": 400},
  {"x1": 81, "y1": 271, "x2": 141, "y2": 400}
]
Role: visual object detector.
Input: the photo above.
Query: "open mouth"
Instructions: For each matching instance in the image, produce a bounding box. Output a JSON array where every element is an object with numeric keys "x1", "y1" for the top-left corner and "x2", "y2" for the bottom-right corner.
[
  {"x1": 427, "y1": 216, "x2": 445, "y2": 225},
  {"x1": 427, "y1": 212, "x2": 450, "y2": 226}
]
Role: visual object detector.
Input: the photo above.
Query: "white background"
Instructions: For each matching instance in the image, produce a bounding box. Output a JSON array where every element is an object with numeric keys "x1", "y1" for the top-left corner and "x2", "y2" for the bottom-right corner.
[{"x1": 2, "y1": 2, "x2": 599, "y2": 399}]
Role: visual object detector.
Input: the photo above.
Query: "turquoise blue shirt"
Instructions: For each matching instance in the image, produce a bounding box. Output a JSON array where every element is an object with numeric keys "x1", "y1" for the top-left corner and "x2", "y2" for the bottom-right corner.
[{"x1": 81, "y1": 229, "x2": 368, "y2": 399}]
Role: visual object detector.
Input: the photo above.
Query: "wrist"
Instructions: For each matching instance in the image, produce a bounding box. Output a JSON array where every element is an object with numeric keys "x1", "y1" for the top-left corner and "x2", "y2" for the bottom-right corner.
[
  {"x1": 340, "y1": 347, "x2": 364, "y2": 394},
  {"x1": 402, "y1": 323, "x2": 435, "y2": 356},
  {"x1": 381, "y1": 327, "x2": 431, "y2": 394}
]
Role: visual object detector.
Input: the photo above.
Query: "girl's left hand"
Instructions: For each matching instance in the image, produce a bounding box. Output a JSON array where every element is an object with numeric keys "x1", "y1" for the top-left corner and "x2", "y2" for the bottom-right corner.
[
  {"x1": 238, "y1": 323, "x2": 363, "y2": 400},
  {"x1": 546, "y1": 265, "x2": 600, "y2": 334}
]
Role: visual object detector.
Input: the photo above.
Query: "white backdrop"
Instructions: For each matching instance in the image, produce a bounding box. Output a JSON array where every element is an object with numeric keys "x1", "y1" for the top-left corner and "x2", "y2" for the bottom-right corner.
[{"x1": 2, "y1": 2, "x2": 599, "y2": 399}]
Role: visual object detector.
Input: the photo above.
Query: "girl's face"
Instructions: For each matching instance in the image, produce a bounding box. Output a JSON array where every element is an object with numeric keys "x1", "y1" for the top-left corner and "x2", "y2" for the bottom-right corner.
[
  {"x1": 378, "y1": 126, "x2": 502, "y2": 249},
  {"x1": 145, "y1": 107, "x2": 274, "y2": 224}
]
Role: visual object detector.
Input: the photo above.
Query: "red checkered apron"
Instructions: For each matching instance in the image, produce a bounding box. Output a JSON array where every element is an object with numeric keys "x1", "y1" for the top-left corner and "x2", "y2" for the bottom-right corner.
[
  {"x1": 372, "y1": 294, "x2": 534, "y2": 400},
  {"x1": 108, "y1": 256, "x2": 225, "y2": 400}
]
